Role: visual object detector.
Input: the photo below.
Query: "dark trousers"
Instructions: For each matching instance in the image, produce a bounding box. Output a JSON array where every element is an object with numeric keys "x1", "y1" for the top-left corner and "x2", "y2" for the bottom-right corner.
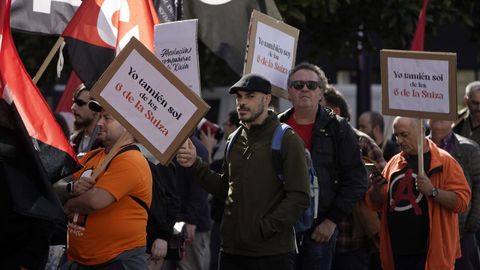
[
  {"x1": 455, "y1": 232, "x2": 480, "y2": 270},
  {"x1": 295, "y1": 229, "x2": 338, "y2": 270},
  {"x1": 393, "y1": 253, "x2": 426, "y2": 270},
  {"x1": 210, "y1": 222, "x2": 221, "y2": 270},
  {"x1": 332, "y1": 248, "x2": 371, "y2": 270},
  {"x1": 218, "y1": 251, "x2": 295, "y2": 270},
  {"x1": 60, "y1": 246, "x2": 147, "y2": 270}
]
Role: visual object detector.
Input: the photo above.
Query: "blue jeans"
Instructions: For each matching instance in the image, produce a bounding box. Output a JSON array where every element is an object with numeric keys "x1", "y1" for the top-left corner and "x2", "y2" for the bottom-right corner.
[{"x1": 295, "y1": 228, "x2": 338, "y2": 270}]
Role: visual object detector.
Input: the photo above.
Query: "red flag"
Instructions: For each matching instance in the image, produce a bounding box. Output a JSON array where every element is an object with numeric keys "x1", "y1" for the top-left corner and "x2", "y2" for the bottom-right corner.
[
  {"x1": 0, "y1": 0, "x2": 79, "y2": 181},
  {"x1": 410, "y1": 0, "x2": 429, "y2": 51},
  {"x1": 62, "y1": 0, "x2": 159, "y2": 88},
  {"x1": 1, "y1": 0, "x2": 79, "y2": 222},
  {"x1": 55, "y1": 71, "x2": 82, "y2": 113}
]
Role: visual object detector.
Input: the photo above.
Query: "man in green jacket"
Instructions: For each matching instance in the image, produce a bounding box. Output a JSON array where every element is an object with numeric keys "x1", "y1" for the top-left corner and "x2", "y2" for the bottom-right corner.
[{"x1": 176, "y1": 73, "x2": 310, "y2": 270}]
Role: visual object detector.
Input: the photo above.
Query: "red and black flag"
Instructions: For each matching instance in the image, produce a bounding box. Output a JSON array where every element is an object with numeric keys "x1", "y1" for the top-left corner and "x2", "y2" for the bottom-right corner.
[
  {"x1": 1, "y1": 0, "x2": 79, "y2": 221},
  {"x1": 62, "y1": 0, "x2": 159, "y2": 89}
]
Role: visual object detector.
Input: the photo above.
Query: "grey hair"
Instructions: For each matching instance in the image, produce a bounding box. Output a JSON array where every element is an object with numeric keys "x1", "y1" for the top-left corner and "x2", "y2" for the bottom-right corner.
[
  {"x1": 465, "y1": 81, "x2": 480, "y2": 98},
  {"x1": 287, "y1": 62, "x2": 328, "y2": 90}
]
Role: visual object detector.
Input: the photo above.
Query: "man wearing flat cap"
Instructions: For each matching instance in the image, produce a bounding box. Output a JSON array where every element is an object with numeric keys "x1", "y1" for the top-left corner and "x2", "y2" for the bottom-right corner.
[{"x1": 177, "y1": 73, "x2": 310, "y2": 270}]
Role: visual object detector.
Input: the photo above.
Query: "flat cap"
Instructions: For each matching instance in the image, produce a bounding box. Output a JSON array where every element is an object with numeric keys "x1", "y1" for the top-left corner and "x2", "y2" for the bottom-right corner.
[{"x1": 229, "y1": 73, "x2": 271, "y2": 94}]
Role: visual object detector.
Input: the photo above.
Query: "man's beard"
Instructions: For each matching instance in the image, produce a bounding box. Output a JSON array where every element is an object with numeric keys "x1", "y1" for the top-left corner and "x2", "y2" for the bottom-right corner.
[
  {"x1": 73, "y1": 117, "x2": 94, "y2": 131},
  {"x1": 239, "y1": 100, "x2": 265, "y2": 124}
]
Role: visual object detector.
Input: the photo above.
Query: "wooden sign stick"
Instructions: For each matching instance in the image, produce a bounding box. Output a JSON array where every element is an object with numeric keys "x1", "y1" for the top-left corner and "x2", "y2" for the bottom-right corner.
[
  {"x1": 417, "y1": 118, "x2": 424, "y2": 177},
  {"x1": 90, "y1": 130, "x2": 131, "y2": 181}
]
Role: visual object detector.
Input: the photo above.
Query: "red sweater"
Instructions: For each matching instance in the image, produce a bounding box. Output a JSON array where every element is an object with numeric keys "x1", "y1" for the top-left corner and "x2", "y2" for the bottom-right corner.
[{"x1": 366, "y1": 139, "x2": 471, "y2": 270}]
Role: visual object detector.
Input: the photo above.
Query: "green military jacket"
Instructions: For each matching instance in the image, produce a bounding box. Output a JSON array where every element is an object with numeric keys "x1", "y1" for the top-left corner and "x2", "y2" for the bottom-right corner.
[{"x1": 190, "y1": 111, "x2": 310, "y2": 256}]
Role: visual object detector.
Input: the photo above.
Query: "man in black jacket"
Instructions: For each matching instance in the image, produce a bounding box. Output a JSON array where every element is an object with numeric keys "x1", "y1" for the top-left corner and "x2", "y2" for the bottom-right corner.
[
  {"x1": 429, "y1": 119, "x2": 480, "y2": 270},
  {"x1": 454, "y1": 81, "x2": 480, "y2": 145},
  {"x1": 278, "y1": 62, "x2": 367, "y2": 270}
]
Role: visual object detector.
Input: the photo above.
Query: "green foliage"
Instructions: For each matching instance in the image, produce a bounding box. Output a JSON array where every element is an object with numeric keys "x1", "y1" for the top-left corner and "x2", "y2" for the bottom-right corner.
[
  {"x1": 12, "y1": 1, "x2": 480, "y2": 90},
  {"x1": 276, "y1": 0, "x2": 480, "y2": 59}
]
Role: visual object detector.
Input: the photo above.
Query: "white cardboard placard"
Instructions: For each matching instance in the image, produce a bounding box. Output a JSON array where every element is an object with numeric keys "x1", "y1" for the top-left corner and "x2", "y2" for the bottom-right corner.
[
  {"x1": 380, "y1": 49, "x2": 457, "y2": 120},
  {"x1": 154, "y1": 19, "x2": 201, "y2": 95},
  {"x1": 244, "y1": 10, "x2": 299, "y2": 99},
  {"x1": 91, "y1": 38, "x2": 209, "y2": 165}
]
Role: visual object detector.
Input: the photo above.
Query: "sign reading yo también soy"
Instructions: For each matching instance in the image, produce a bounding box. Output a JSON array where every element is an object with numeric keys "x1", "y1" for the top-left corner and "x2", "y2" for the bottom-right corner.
[{"x1": 244, "y1": 10, "x2": 298, "y2": 99}]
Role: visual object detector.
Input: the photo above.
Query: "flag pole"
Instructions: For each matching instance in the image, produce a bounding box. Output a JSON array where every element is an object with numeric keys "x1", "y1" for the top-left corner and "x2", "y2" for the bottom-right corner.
[
  {"x1": 175, "y1": 0, "x2": 183, "y2": 20},
  {"x1": 32, "y1": 36, "x2": 64, "y2": 84}
]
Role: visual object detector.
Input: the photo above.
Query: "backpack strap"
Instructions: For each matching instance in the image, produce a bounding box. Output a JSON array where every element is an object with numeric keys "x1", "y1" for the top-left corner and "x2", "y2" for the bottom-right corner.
[
  {"x1": 224, "y1": 126, "x2": 243, "y2": 162},
  {"x1": 130, "y1": 193, "x2": 149, "y2": 213},
  {"x1": 225, "y1": 123, "x2": 291, "y2": 183},
  {"x1": 82, "y1": 144, "x2": 139, "y2": 170},
  {"x1": 105, "y1": 144, "x2": 139, "y2": 171},
  {"x1": 272, "y1": 123, "x2": 291, "y2": 182},
  {"x1": 83, "y1": 144, "x2": 148, "y2": 210}
]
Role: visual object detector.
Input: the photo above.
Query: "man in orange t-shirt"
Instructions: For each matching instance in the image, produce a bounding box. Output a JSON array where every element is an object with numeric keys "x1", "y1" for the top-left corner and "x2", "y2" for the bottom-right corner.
[{"x1": 61, "y1": 101, "x2": 152, "y2": 269}]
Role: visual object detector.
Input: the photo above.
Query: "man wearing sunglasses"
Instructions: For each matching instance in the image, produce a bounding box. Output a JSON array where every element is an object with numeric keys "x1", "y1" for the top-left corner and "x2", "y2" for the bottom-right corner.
[
  {"x1": 70, "y1": 83, "x2": 101, "y2": 157},
  {"x1": 278, "y1": 63, "x2": 368, "y2": 270}
]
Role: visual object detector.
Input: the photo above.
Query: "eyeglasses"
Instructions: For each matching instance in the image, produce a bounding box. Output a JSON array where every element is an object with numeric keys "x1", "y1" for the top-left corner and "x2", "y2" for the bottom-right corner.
[
  {"x1": 73, "y1": 99, "x2": 88, "y2": 107},
  {"x1": 289, "y1": 80, "x2": 320, "y2": 90}
]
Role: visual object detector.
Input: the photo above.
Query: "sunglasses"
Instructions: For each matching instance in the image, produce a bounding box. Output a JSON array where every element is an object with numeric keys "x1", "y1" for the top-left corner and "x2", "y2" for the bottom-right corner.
[
  {"x1": 290, "y1": 80, "x2": 320, "y2": 90},
  {"x1": 73, "y1": 99, "x2": 88, "y2": 107}
]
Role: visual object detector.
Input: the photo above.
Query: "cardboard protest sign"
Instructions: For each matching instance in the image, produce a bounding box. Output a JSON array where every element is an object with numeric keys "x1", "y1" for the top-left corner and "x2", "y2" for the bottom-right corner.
[
  {"x1": 90, "y1": 37, "x2": 210, "y2": 165},
  {"x1": 380, "y1": 49, "x2": 457, "y2": 120},
  {"x1": 154, "y1": 19, "x2": 201, "y2": 95},
  {"x1": 244, "y1": 10, "x2": 298, "y2": 99}
]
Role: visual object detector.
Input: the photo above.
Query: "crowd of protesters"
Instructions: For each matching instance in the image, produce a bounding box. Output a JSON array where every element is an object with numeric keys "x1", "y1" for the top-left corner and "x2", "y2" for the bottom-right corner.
[{"x1": 3, "y1": 62, "x2": 480, "y2": 270}]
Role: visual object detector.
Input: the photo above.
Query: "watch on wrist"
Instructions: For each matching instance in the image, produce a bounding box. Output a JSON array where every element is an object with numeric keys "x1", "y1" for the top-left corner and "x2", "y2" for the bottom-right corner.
[{"x1": 430, "y1": 187, "x2": 439, "y2": 198}]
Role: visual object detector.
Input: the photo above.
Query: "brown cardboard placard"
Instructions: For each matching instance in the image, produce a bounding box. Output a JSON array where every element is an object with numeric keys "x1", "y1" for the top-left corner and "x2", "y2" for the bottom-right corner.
[
  {"x1": 380, "y1": 49, "x2": 457, "y2": 120},
  {"x1": 244, "y1": 10, "x2": 299, "y2": 99},
  {"x1": 90, "y1": 37, "x2": 210, "y2": 165}
]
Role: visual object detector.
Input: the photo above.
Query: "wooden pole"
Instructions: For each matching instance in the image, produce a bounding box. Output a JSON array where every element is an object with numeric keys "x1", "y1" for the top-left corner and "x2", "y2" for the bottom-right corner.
[
  {"x1": 32, "y1": 36, "x2": 64, "y2": 84},
  {"x1": 90, "y1": 130, "x2": 131, "y2": 181},
  {"x1": 417, "y1": 118, "x2": 424, "y2": 177}
]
